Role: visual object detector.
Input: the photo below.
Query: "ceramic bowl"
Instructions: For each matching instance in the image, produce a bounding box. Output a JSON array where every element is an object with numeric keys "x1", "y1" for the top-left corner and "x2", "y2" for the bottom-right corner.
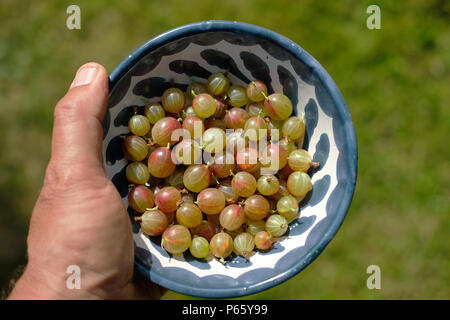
[{"x1": 103, "y1": 20, "x2": 357, "y2": 298}]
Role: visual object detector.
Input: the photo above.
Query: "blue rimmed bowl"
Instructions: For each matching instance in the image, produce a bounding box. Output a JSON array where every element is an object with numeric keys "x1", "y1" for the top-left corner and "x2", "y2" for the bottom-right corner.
[{"x1": 103, "y1": 20, "x2": 357, "y2": 298}]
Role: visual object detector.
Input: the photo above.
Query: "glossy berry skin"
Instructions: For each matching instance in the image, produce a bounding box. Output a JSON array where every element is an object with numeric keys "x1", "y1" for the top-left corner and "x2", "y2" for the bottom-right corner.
[
  {"x1": 254, "y1": 231, "x2": 273, "y2": 250},
  {"x1": 162, "y1": 87, "x2": 185, "y2": 113},
  {"x1": 231, "y1": 171, "x2": 257, "y2": 198},
  {"x1": 144, "y1": 102, "x2": 165, "y2": 125},
  {"x1": 224, "y1": 107, "x2": 250, "y2": 129},
  {"x1": 125, "y1": 162, "x2": 150, "y2": 185},
  {"x1": 244, "y1": 195, "x2": 270, "y2": 221},
  {"x1": 236, "y1": 147, "x2": 260, "y2": 173},
  {"x1": 176, "y1": 203, "x2": 203, "y2": 228},
  {"x1": 213, "y1": 98, "x2": 228, "y2": 118},
  {"x1": 154, "y1": 186, "x2": 181, "y2": 213},
  {"x1": 147, "y1": 146, "x2": 176, "y2": 178},
  {"x1": 287, "y1": 171, "x2": 313, "y2": 198},
  {"x1": 211, "y1": 153, "x2": 235, "y2": 178},
  {"x1": 277, "y1": 195, "x2": 299, "y2": 222},
  {"x1": 219, "y1": 204, "x2": 246, "y2": 231},
  {"x1": 282, "y1": 116, "x2": 305, "y2": 140},
  {"x1": 246, "y1": 102, "x2": 267, "y2": 118},
  {"x1": 129, "y1": 114, "x2": 151, "y2": 136},
  {"x1": 227, "y1": 85, "x2": 248, "y2": 107},
  {"x1": 161, "y1": 225, "x2": 192, "y2": 254},
  {"x1": 279, "y1": 137, "x2": 297, "y2": 155},
  {"x1": 197, "y1": 188, "x2": 226, "y2": 215},
  {"x1": 233, "y1": 232, "x2": 255, "y2": 258},
  {"x1": 151, "y1": 117, "x2": 182, "y2": 146},
  {"x1": 139, "y1": 209, "x2": 168, "y2": 237},
  {"x1": 210, "y1": 232, "x2": 234, "y2": 261},
  {"x1": 190, "y1": 220, "x2": 217, "y2": 241},
  {"x1": 265, "y1": 214, "x2": 288, "y2": 237},
  {"x1": 192, "y1": 93, "x2": 216, "y2": 118},
  {"x1": 256, "y1": 174, "x2": 280, "y2": 196},
  {"x1": 183, "y1": 164, "x2": 211, "y2": 193},
  {"x1": 189, "y1": 236, "x2": 210, "y2": 259},
  {"x1": 246, "y1": 80, "x2": 268, "y2": 102},
  {"x1": 260, "y1": 144, "x2": 288, "y2": 173},
  {"x1": 207, "y1": 72, "x2": 230, "y2": 95},
  {"x1": 244, "y1": 116, "x2": 268, "y2": 141},
  {"x1": 128, "y1": 185, "x2": 154, "y2": 213},
  {"x1": 263, "y1": 93, "x2": 293, "y2": 120},
  {"x1": 122, "y1": 135, "x2": 148, "y2": 161},
  {"x1": 182, "y1": 116, "x2": 204, "y2": 139},
  {"x1": 287, "y1": 149, "x2": 314, "y2": 172}
]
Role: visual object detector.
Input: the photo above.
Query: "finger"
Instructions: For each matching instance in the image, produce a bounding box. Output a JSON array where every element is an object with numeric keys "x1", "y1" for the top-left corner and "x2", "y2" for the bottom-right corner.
[{"x1": 48, "y1": 62, "x2": 109, "y2": 182}]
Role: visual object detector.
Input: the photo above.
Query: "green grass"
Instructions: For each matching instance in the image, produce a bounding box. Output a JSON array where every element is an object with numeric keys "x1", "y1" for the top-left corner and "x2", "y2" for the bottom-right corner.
[{"x1": 0, "y1": 0, "x2": 449, "y2": 299}]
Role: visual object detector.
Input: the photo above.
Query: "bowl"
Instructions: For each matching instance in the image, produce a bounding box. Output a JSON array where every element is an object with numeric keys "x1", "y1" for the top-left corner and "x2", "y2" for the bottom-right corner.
[{"x1": 103, "y1": 20, "x2": 357, "y2": 298}]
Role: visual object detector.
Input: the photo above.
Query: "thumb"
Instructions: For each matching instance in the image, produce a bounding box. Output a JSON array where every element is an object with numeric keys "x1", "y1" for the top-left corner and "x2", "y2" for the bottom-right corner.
[{"x1": 48, "y1": 62, "x2": 109, "y2": 184}]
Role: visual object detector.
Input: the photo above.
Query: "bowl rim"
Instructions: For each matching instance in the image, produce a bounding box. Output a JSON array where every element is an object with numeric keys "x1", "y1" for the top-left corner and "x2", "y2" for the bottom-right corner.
[{"x1": 108, "y1": 20, "x2": 358, "y2": 298}]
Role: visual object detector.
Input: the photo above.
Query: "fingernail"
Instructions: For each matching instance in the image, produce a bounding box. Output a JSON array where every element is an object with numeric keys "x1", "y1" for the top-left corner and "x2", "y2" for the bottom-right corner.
[{"x1": 70, "y1": 66, "x2": 98, "y2": 89}]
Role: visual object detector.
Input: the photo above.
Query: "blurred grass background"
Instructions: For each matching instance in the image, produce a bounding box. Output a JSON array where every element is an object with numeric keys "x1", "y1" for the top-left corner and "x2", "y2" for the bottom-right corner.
[{"x1": 0, "y1": 0, "x2": 449, "y2": 299}]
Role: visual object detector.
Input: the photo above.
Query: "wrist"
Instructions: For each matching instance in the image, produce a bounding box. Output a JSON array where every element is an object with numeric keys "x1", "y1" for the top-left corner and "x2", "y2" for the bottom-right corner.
[{"x1": 8, "y1": 263, "x2": 100, "y2": 300}]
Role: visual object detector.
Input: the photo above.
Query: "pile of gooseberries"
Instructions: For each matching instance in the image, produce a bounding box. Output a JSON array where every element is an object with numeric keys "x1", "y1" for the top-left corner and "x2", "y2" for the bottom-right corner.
[{"x1": 123, "y1": 73, "x2": 318, "y2": 263}]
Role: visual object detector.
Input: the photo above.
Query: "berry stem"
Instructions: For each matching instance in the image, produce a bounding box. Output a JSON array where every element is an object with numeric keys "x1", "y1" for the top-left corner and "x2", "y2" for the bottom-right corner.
[{"x1": 311, "y1": 161, "x2": 320, "y2": 168}]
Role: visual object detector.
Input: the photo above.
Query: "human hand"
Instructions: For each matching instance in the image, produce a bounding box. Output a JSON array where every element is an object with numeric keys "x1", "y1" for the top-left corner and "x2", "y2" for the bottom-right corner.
[{"x1": 9, "y1": 63, "x2": 164, "y2": 300}]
